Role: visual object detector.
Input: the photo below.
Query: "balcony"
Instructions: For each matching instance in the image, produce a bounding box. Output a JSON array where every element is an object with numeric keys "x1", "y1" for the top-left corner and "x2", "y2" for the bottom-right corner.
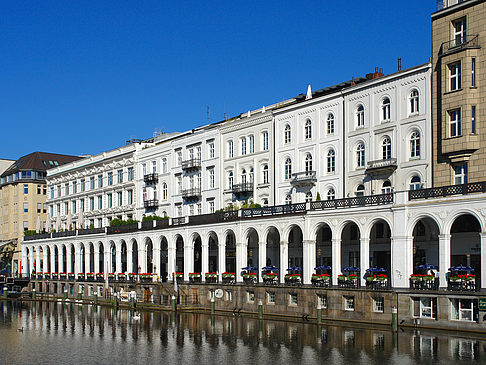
[
  {"x1": 440, "y1": 35, "x2": 479, "y2": 56},
  {"x1": 310, "y1": 193, "x2": 393, "y2": 211},
  {"x1": 291, "y1": 171, "x2": 316, "y2": 187},
  {"x1": 231, "y1": 182, "x2": 254, "y2": 195},
  {"x1": 437, "y1": 0, "x2": 470, "y2": 11},
  {"x1": 181, "y1": 187, "x2": 201, "y2": 199},
  {"x1": 144, "y1": 199, "x2": 158, "y2": 209},
  {"x1": 181, "y1": 158, "x2": 201, "y2": 171},
  {"x1": 188, "y1": 210, "x2": 239, "y2": 225},
  {"x1": 409, "y1": 181, "x2": 486, "y2": 200},
  {"x1": 143, "y1": 173, "x2": 158, "y2": 184},
  {"x1": 365, "y1": 158, "x2": 397, "y2": 175},
  {"x1": 241, "y1": 202, "x2": 306, "y2": 218}
]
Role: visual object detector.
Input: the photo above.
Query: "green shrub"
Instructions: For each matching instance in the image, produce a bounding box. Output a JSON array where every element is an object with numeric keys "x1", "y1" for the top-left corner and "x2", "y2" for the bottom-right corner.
[
  {"x1": 24, "y1": 230, "x2": 38, "y2": 236},
  {"x1": 142, "y1": 215, "x2": 167, "y2": 222}
]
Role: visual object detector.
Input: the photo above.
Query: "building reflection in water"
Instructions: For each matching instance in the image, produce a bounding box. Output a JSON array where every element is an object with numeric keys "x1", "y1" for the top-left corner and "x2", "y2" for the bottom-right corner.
[{"x1": 0, "y1": 301, "x2": 485, "y2": 364}]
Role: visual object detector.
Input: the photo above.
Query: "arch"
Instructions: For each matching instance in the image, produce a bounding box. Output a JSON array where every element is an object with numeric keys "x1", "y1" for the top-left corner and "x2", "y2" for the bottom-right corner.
[
  {"x1": 409, "y1": 88, "x2": 420, "y2": 114},
  {"x1": 305, "y1": 118, "x2": 312, "y2": 139},
  {"x1": 284, "y1": 157, "x2": 292, "y2": 180},
  {"x1": 315, "y1": 222, "x2": 332, "y2": 268},
  {"x1": 356, "y1": 104, "x2": 365, "y2": 127},
  {"x1": 288, "y1": 224, "x2": 304, "y2": 274},
  {"x1": 54, "y1": 245, "x2": 59, "y2": 273},
  {"x1": 159, "y1": 236, "x2": 169, "y2": 281},
  {"x1": 412, "y1": 216, "x2": 440, "y2": 273},
  {"x1": 369, "y1": 219, "x2": 392, "y2": 272},
  {"x1": 305, "y1": 153, "x2": 313, "y2": 172},
  {"x1": 87, "y1": 242, "x2": 95, "y2": 273},
  {"x1": 246, "y1": 228, "x2": 259, "y2": 274},
  {"x1": 381, "y1": 136, "x2": 392, "y2": 160},
  {"x1": 98, "y1": 241, "x2": 104, "y2": 273},
  {"x1": 131, "y1": 239, "x2": 139, "y2": 273},
  {"x1": 450, "y1": 213, "x2": 482, "y2": 280},
  {"x1": 225, "y1": 230, "x2": 236, "y2": 274},
  {"x1": 110, "y1": 241, "x2": 116, "y2": 273},
  {"x1": 407, "y1": 213, "x2": 443, "y2": 237},
  {"x1": 327, "y1": 149, "x2": 336, "y2": 173},
  {"x1": 266, "y1": 226, "x2": 281, "y2": 277},
  {"x1": 340, "y1": 221, "x2": 361, "y2": 270},
  {"x1": 208, "y1": 231, "x2": 219, "y2": 273},
  {"x1": 381, "y1": 97, "x2": 391, "y2": 121},
  {"x1": 145, "y1": 237, "x2": 153, "y2": 273},
  {"x1": 326, "y1": 112, "x2": 335, "y2": 135},
  {"x1": 410, "y1": 130, "x2": 421, "y2": 158},
  {"x1": 120, "y1": 239, "x2": 128, "y2": 273},
  {"x1": 356, "y1": 142, "x2": 365, "y2": 168},
  {"x1": 193, "y1": 233, "x2": 202, "y2": 274},
  {"x1": 175, "y1": 234, "x2": 184, "y2": 274},
  {"x1": 284, "y1": 124, "x2": 291, "y2": 144}
]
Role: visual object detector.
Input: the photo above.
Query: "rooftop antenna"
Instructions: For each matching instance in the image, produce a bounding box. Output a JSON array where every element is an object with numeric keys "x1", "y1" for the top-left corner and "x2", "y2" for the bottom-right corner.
[
  {"x1": 398, "y1": 57, "x2": 402, "y2": 71},
  {"x1": 206, "y1": 106, "x2": 210, "y2": 123}
]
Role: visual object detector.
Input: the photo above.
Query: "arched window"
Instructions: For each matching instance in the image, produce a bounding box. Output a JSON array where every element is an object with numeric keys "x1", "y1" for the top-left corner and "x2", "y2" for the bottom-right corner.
[
  {"x1": 241, "y1": 169, "x2": 247, "y2": 184},
  {"x1": 305, "y1": 119, "x2": 312, "y2": 139},
  {"x1": 228, "y1": 140, "x2": 234, "y2": 158},
  {"x1": 228, "y1": 171, "x2": 233, "y2": 189},
  {"x1": 410, "y1": 89, "x2": 419, "y2": 114},
  {"x1": 305, "y1": 192, "x2": 312, "y2": 203},
  {"x1": 241, "y1": 137, "x2": 247, "y2": 155},
  {"x1": 356, "y1": 104, "x2": 365, "y2": 127},
  {"x1": 327, "y1": 113, "x2": 335, "y2": 135},
  {"x1": 327, "y1": 188, "x2": 335, "y2": 200},
  {"x1": 356, "y1": 184, "x2": 365, "y2": 197},
  {"x1": 162, "y1": 158, "x2": 167, "y2": 173},
  {"x1": 356, "y1": 143, "x2": 365, "y2": 168},
  {"x1": 162, "y1": 211, "x2": 168, "y2": 218},
  {"x1": 262, "y1": 164, "x2": 269, "y2": 184},
  {"x1": 305, "y1": 153, "x2": 313, "y2": 172},
  {"x1": 381, "y1": 180, "x2": 392, "y2": 194},
  {"x1": 382, "y1": 136, "x2": 391, "y2": 160},
  {"x1": 410, "y1": 131, "x2": 420, "y2": 158},
  {"x1": 327, "y1": 149, "x2": 335, "y2": 173},
  {"x1": 409, "y1": 175, "x2": 422, "y2": 190},
  {"x1": 284, "y1": 158, "x2": 292, "y2": 180},
  {"x1": 249, "y1": 167, "x2": 254, "y2": 184},
  {"x1": 285, "y1": 194, "x2": 292, "y2": 205},
  {"x1": 381, "y1": 97, "x2": 391, "y2": 121},
  {"x1": 284, "y1": 124, "x2": 291, "y2": 144},
  {"x1": 162, "y1": 183, "x2": 168, "y2": 200},
  {"x1": 262, "y1": 198, "x2": 269, "y2": 206}
]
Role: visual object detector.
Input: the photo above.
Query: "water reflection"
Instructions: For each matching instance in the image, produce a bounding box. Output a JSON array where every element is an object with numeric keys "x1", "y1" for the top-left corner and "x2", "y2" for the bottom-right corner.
[{"x1": 0, "y1": 300, "x2": 485, "y2": 364}]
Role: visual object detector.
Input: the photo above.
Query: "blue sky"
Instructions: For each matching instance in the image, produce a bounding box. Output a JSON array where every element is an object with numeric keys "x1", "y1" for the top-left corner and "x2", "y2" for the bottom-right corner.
[{"x1": 1, "y1": 1, "x2": 436, "y2": 159}]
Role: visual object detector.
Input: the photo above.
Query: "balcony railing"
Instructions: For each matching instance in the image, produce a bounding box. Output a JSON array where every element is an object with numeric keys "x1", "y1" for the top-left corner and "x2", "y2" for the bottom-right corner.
[
  {"x1": 291, "y1": 171, "x2": 316, "y2": 186},
  {"x1": 366, "y1": 158, "x2": 397, "y2": 174},
  {"x1": 310, "y1": 193, "x2": 393, "y2": 211},
  {"x1": 143, "y1": 173, "x2": 158, "y2": 184},
  {"x1": 188, "y1": 210, "x2": 239, "y2": 225},
  {"x1": 107, "y1": 224, "x2": 139, "y2": 235},
  {"x1": 182, "y1": 187, "x2": 201, "y2": 199},
  {"x1": 52, "y1": 230, "x2": 76, "y2": 238},
  {"x1": 409, "y1": 181, "x2": 486, "y2": 200},
  {"x1": 181, "y1": 158, "x2": 201, "y2": 170},
  {"x1": 172, "y1": 217, "x2": 186, "y2": 225},
  {"x1": 241, "y1": 202, "x2": 306, "y2": 218},
  {"x1": 144, "y1": 199, "x2": 158, "y2": 209},
  {"x1": 231, "y1": 182, "x2": 254, "y2": 194},
  {"x1": 24, "y1": 233, "x2": 50, "y2": 241},
  {"x1": 440, "y1": 34, "x2": 479, "y2": 56},
  {"x1": 78, "y1": 228, "x2": 105, "y2": 235}
]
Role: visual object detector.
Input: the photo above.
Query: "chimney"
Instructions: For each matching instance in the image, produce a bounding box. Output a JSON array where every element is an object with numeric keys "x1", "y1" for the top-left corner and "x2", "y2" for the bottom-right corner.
[
  {"x1": 351, "y1": 77, "x2": 356, "y2": 86},
  {"x1": 366, "y1": 66, "x2": 384, "y2": 80},
  {"x1": 398, "y1": 57, "x2": 402, "y2": 71}
]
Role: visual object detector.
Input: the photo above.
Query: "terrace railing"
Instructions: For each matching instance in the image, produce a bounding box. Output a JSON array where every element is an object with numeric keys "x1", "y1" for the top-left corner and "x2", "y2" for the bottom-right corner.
[
  {"x1": 408, "y1": 181, "x2": 486, "y2": 200},
  {"x1": 241, "y1": 202, "x2": 306, "y2": 218},
  {"x1": 311, "y1": 193, "x2": 393, "y2": 211}
]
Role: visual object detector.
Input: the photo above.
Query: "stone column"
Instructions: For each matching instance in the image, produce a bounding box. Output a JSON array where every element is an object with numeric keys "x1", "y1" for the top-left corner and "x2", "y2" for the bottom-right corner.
[
  {"x1": 50, "y1": 245, "x2": 56, "y2": 274},
  {"x1": 153, "y1": 243, "x2": 161, "y2": 278},
  {"x1": 258, "y1": 242, "x2": 266, "y2": 283},
  {"x1": 29, "y1": 247, "x2": 34, "y2": 275},
  {"x1": 127, "y1": 243, "x2": 133, "y2": 273},
  {"x1": 167, "y1": 247, "x2": 175, "y2": 280},
  {"x1": 184, "y1": 244, "x2": 193, "y2": 281},
  {"x1": 116, "y1": 243, "x2": 122, "y2": 274},
  {"x1": 303, "y1": 240, "x2": 316, "y2": 285},
  {"x1": 42, "y1": 245, "x2": 49, "y2": 273},
  {"x1": 21, "y1": 246, "x2": 28, "y2": 276},
  {"x1": 35, "y1": 246, "x2": 41, "y2": 273},
  {"x1": 481, "y1": 232, "x2": 486, "y2": 290},
  {"x1": 201, "y1": 242, "x2": 209, "y2": 282},
  {"x1": 139, "y1": 244, "x2": 147, "y2": 273},
  {"x1": 391, "y1": 236, "x2": 413, "y2": 288},
  {"x1": 359, "y1": 237, "x2": 370, "y2": 287},
  {"x1": 218, "y1": 242, "x2": 226, "y2": 280},
  {"x1": 438, "y1": 233, "x2": 451, "y2": 288},
  {"x1": 66, "y1": 244, "x2": 72, "y2": 274},
  {"x1": 85, "y1": 245, "x2": 91, "y2": 273},
  {"x1": 236, "y1": 242, "x2": 247, "y2": 283},
  {"x1": 331, "y1": 238, "x2": 341, "y2": 286},
  {"x1": 104, "y1": 245, "x2": 111, "y2": 275},
  {"x1": 58, "y1": 245, "x2": 65, "y2": 273},
  {"x1": 279, "y1": 241, "x2": 288, "y2": 284},
  {"x1": 74, "y1": 244, "x2": 81, "y2": 274},
  {"x1": 94, "y1": 245, "x2": 100, "y2": 274}
]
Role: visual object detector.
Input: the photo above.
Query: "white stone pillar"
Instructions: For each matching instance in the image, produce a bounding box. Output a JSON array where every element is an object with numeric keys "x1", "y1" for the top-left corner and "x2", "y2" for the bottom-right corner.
[
  {"x1": 280, "y1": 241, "x2": 288, "y2": 284},
  {"x1": 391, "y1": 236, "x2": 413, "y2": 288},
  {"x1": 58, "y1": 245, "x2": 64, "y2": 273},
  {"x1": 104, "y1": 245, "x2": 111, "y2": 275},
  {"x1": 42, "y1": 245, "x2": 48, "y2": 273},
  {"x1": 116, "y1": 243, "x2": 122, "y2": 274},
  {"x1": 140, "y1": 244, "x2": 147, "y2": 273},
  {"x1": 480, "y1": 232, "x2": 486, "y2": 290},
  {"x1": 85, "y1": 245, "x2": 91, "y2": 273},
  {"x1": 218, "y1": 241, "x2": 226, "y2": 279},
  {"x1": 66, "y1": 245, "x2": 73, "y2": 273},
  {"x1": 29, "y1": 247, "x2": 35, "y2": 275},
  {"x1": 153, "y1": 244, "x2": 161, "y2": 278},
  {"x1": 201, "y1": 242, "x2": 209, "y2": 282},
  {"x1": 438, "y1": 233, "x2": 451, "y2": 288},
  {"x1": 331, "y1": 238, "x2": 341, "y2": 286},
  {"x1": 94, "y1": 245, "x2": 100, "y2": 274},
  {"x1": 21, "y1": 246, "x2": 28, "y2": 276},
  {"x1": 236, "y1": 242, "x2": 247, "y2": 283},
  {"x1": 50, "y1": 245, "x2": 56, "y2": 273},
  {"x1": 183, "y1": 244, "x2": 193, "y2": 281},
  {"x1": 303, "y1": 240, "x2": 316, "y2": 285},
  {"x1": 127, "y1": 243, "x2": 133, "y2": 273},
  {"x1": 258, "y1": 242, "x2": 266, "y2": 283},
  {"x1": 74, "y1": 244, "x2": 81, "y2": 274},
  {"x1": 35, "y1": 246, "x2": 41, "y2": 273},
  {"x1": 360, "y1": 237, "x2": 370, "y2": 287},
  {"x1": 167, "y1": 247, "x2": 175, "y2": 280}
]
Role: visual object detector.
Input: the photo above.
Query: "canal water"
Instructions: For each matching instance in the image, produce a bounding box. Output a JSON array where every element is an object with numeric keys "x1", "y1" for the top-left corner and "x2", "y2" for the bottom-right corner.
[{"x1": 0, "y1": 301, "x2": 485, "y2": 364}]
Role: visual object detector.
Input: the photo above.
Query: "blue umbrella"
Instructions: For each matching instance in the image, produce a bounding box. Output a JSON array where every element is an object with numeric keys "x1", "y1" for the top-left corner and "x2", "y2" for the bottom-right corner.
[
  {"x1": 449, "y1": 265, "x2": 474, "y2": 272},
  {"x1": 262, "y1": 265, "x2": 278, "y2": 271},
  {"x1": 342, "y1": 267, "x2": 360, "y2": 272},
  {"x1": 366, "y1": 267, "x2": 387, "y2": 273},
  {"x1": 415, "y1": 264, "x2": 438, "y2": 270},
  {"x1": 241, "y1": 266, "x2": 257, "y2": 271},
  {"x1": 287, "y1": 266, "x2": 302, "y2": 271},
  {"x1": 314, "y1": 266, "x2": 331, "y2": 271}
]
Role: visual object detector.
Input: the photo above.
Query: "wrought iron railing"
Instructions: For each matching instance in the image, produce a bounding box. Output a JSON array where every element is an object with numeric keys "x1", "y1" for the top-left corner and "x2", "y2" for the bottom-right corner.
[
  {"x1": 155, "y1": 219, "x2": 170, "y2": 228},
  {"x1": 181, "y1": 188, "x2": 201, "y2": 198},
  {"x1": 311, "y1": 193, "x2": 393, "y2": 211},
  {"x1": 143, "y1": 173, "x2": 158, "y2": 184},
  {"x1": 231, "y1": 183, "x2": 253, "y2": 194},
  {"x1": 181, "y1": 158, "x2": 201, "y2": 170},
  {"x1": 52, "y1": 230, "x2": 76, "y2": 238},
  {"x1": 24, "y1": 233, "x2": 50, "y2": 241},
  {"x1": 78, "y1": 228, "x2": 105, "y2": 235},
  {"x1": 408, "y1": 181, "x2": 486, "y2": 200},
  {"x1": 441, "y1": 34, "x2": 479, "y2": 56},
  {"x1": 188, "y1": 210, "x2": 239, "y2": 225},
  {"x1": 241, "y1": 202, "x2": 306, "y2": 218},
  {"x1": 144, "y1": 199, "x2": 158, "y2": 209},
  {"x1": 291, "y1": 171, "x2": 316, "y2": 185},
  {"x1": 107, "y1": 224, "x2": 139, "y2": 235}
]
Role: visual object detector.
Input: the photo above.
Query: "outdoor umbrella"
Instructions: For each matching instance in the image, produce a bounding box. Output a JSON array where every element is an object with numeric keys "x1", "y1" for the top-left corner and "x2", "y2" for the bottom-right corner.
[
  {"x1": 46, "y1": 214, "x2": 51, "y2": 232},
  {"x1": 67, "y1": 212, "x2": 72, "y2": 230},
  {"x1": 78, "y1": 210, "x2": 84, "y2": 229},
  {"x1": 342, "y1": 267, "x2": 360, "y2": 272},
  {"x1": 449, "y1": 265, "x2": 474, "y2": 272},
  {"x1": 314, "y1": 266, "x2": 332, "y2": 271},
  {"x1": 55, "y1": 214, "x2": 61, "y2": 231},
  {"x1": 287, "y1": 266, "x2": 302, "y2": 271},
  {"x1": 262, "y1": 265, "x2": 278, "y2": 271},
  {"x1": 366, "y1": 267, "x2": 387, "y2": 273},
  {"x1": 36, "y1": 216, "x2": 41, "y2": 233},
  {"x1": 415, "y1": 264, "x2": 438, "y2": 270},
  {"x1": 241, "y1": 266, "x2": 257, "y2": 271}
]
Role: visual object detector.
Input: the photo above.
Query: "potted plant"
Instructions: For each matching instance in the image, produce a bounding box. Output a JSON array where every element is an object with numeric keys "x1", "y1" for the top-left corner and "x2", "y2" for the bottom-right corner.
[
  {"x1": 174, "y1": 272, "x2": 183, "y2": 282},
  {"x1": 139, "y1": 273, "x2": 153, "y2": 282},
  {"x1": 189, "y1": 272, "x2": 201, "y2": 283},
  {"x1": 68, "y1": 273, "x2": 75, "y2": 280},
  {"x1": 51, "y1": 272, "x2": 58, "y2": 279},
  {"x1": 60, "y1": 272, "x2": 67, "y2": 280},
  {"x1": 86, "y1": 272, "x2": 94, "y2": 281},
  {"x1": 205, "y1": 272, "x2": 218, "y2": 283},
  {"x1": 36, "y1": 272, "x2": 43, "y2": 279},
  {"x1": 107, "y1": 273, "x2": 115, "y2": 281},
  {"x1": 117, "y1": 273, "x2": 126, "y2": 281},
  {"x1": 128, "y1": 273, "x2": 137, "y2": 282},
  {"x1": 222, "y1": 272, "x2": 235, "y2": 284},
  {"x1": 44, "y1": 272, "x2": 50, "y2": 279},
  {"x1": 96, "y1": 273, "x2": 104, "y2": 281}
]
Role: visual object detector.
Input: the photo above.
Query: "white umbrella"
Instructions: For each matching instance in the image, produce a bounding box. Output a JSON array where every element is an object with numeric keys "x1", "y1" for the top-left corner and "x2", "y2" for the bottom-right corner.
[
  {"x1": 46, "y1": 214, "x2": 51, "y2": 232},
  {"x1": 36, "y1": 216, "x2": 41, "y2": 233},
  {"x1": 55, "y1": 214, "x2": 61, "y2": 231},
  {"x1": 78, "y1": 210, "x2": 84, "y2": 229},
  {"x1": 67, "y1": 212, "x2": 73, "y2": 230}
]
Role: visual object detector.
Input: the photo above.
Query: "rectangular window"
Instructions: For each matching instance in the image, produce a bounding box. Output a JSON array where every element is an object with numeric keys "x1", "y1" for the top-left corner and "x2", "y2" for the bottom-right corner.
[
  {"x1": 472, "y1": 106, "x2": 476, "y2": 134},
  {"x1": 90, "y1": 177, "x2": 95, "y2": 190},
  {"x1": 107, "y1": 194, "x2": 112, "y2": 208},
  {"x1": 289, "y1": 293, "x2": 298, "y2": 306},
  {"x1": 64, "y1": 202, "x2": 68, "y2": 214},
  {"x1": 228, "y1": 141, "x2": 234, "y2": 158},
  {"x1": 262, "y1": 131, "x2": 269, "y2": 151},
  {"x1": 98, "y1": 174, "x2": 103, "y2": 188},
  {"x1": 247, "y1": 291, "x2": 255, "y2": 303},
  {"x1": 344, "y1": 296, "x2": 355, "y2": 311},
  {"x1": 118, "y1": 170, "x2": 123, "y2": 183},
  {"x1": 23, "y1": 203, "x2": 28, "y2": 213},
  {"x1": 449, "y1": 109, "x2": 461, "y2": 137},
  {"x1": 209, "y1": 201, "x2": 215, "y2": 214},
  {"x1": 73, "y1": 182, "x2": 77, "y2": 194},
  {"x1": 37, "y1": 203, "x2": 41, "y2": 213},
  {"x1": 108, "y1": 172, "x2": 113, "y2": 186},
  {"x1": 128, "y1": 167, "x2": 134, "y2": 181},
  {"x1": 317, "y1": 294, "x2": 328, "y2": 309},
  {"x1": 225, "y1": 290, "x2": 232, "y2": 301},
  {"x1": 454, "y1": 163, "x2": 468, "y2": 185},
  {"x1": 453, "y1": 18, "x2": 467, "y2": 46},
  {"x1": 117, "y1": 192, "x2": 122, "y2": 206},
  {"x1": 419, "y1": 297, "x2": 437, "y2": 319},
  {"x1": 177, "y1": 151, "x2": 182, "y2": 166},
  {"x1": 37, "y1": 185, "x2": 41, "y2": 194},
  {"x1": 57, "y1": 185, "x2": 61, "y2": 196},
  {"x1": 209, "y1": 143, "x2": 215, "y2": 159},
  {"x1": 267, "y1": 292, "x2": 276, "y2": 304},
  {"x1": 449, "y1": 62, "x2": 461, "y2": 91},
  {"x1": 451, "y1": 298, "x2": 475, "y2": 321},
  {"x1": 373, "y1": 297, "x2": 384, "y2": 313},
  {"x1": 127, "y1": 190, "x2": 133, "y2": 205},
  {"x1": 97, "y1": 196, "x2": 102, "y2": 209},
  {"x1": 43, "y1": 186, "x2": 47, "y2": 195},
  {"x1": 189, "y1": 205, "x2": 194, "y2": 216},
  {"x1": 43, "y1": 203, "x2": 47, "y2": 213},
  {"x1": 80, "y1": 199, "x2": 84, "y2": 212},
  {"x1": 72, "y1": 201, "x2": 76, "y2": 214},
  {"x1": 472, "y1": 58, "x2": 476, "y2": 87},
  {"x1": 23, "y1": 184, "x2": 28, "y2": 194},
  {"x1": 23, "y1": 221, "x2": 28, "y2": 231},
  {"x1": 197, "y1": 203, "x2": 202, "y2": 215},
  {"x1": 81, "y1": 179, "x2": 85, "y2": 192},
  {"x1": 209, "y1": 169, "x2": 215, "y2": 188},
  {"x1": 89, "y1": 197, "x2": 94, "y2": 211},
  {"x1": 249, "y1": 135, "x2": 255, "y2": 153}
]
